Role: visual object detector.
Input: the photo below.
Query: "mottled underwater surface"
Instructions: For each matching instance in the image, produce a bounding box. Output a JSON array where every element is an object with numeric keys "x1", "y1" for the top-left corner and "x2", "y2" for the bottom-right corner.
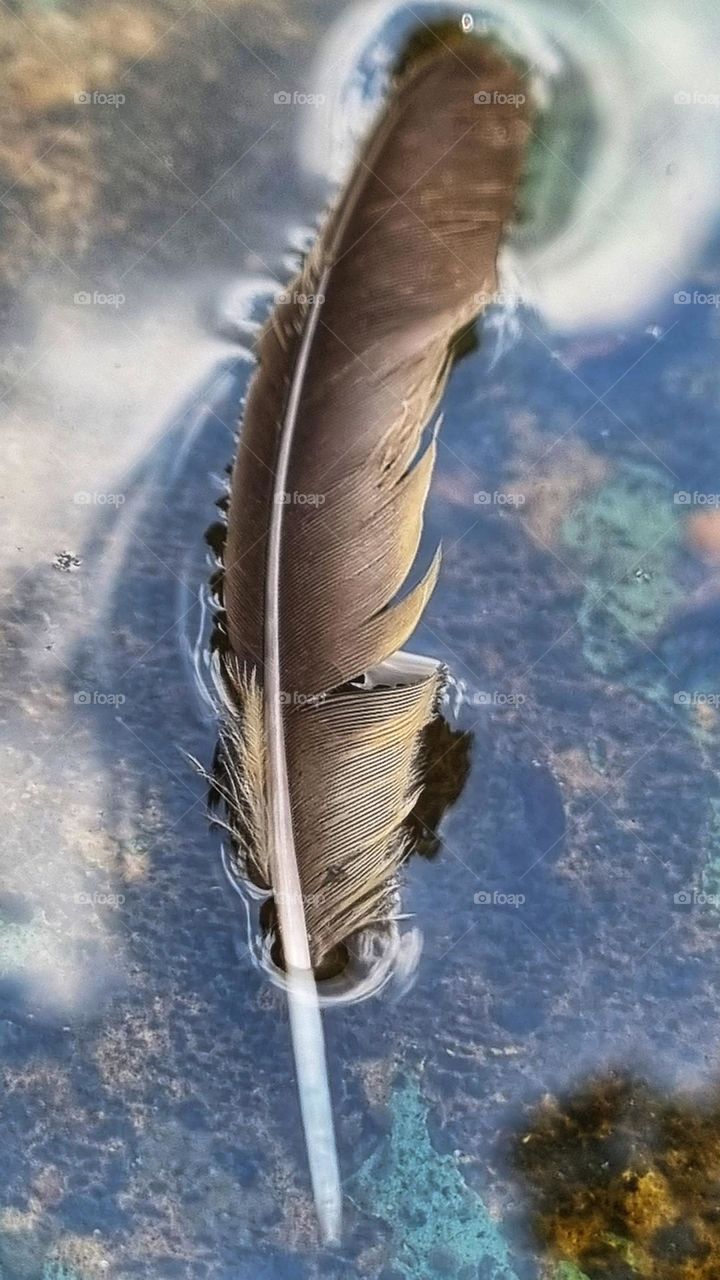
[{"x1": 2, "y1": 1, "x2": 720, "y2": 1278}]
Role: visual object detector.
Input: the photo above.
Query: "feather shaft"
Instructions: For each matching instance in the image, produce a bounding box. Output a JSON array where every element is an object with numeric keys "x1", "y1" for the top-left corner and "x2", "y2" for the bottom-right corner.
[
  {"x1": 287, "y1": 968, "x2": 342, "y2": 1243},
  {"x1": 264, "y1": 267, "x2": 341, "y2": 1241}
]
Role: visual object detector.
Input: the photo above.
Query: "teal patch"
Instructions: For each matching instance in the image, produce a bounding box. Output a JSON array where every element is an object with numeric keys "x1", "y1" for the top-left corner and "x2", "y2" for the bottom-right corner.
[
  {"x1": 562, "y1": 459, "x2": 720, "y2": 912},
  {"x1": 42, "y1": 1264, "x2": 83, "y2": 1280},
  {"x1": 700, "y1": 795, "x2": 720, "y2": 901},
  {"x1": 352, "y1": 1078, "x2": 519, "y2": 1279},
  {"x1": 561, "y1": 463, "x2": 680, "y2": 688},
  {"x1": 0, "y1": 920, "x2": 42, "y2": 974}
]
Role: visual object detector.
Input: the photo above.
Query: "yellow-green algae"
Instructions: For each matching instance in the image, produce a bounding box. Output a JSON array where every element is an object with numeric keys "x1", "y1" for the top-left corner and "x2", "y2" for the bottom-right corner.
[
  {"x1": 352, "y1": 1078, "x2": 520, "y2": 1279},
  {"x1": 516, "y1": 1074, "x2": 720, "y2": 1279}
]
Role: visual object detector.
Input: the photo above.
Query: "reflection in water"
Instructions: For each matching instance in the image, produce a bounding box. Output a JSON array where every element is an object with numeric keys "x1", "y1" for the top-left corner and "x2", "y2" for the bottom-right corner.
[
  {"x1": 406, "y1": 717, "x2": 473, "y2": 862},
  {"x1": 515, "y1": 1073, "x2": 720, "y2": 1279}
]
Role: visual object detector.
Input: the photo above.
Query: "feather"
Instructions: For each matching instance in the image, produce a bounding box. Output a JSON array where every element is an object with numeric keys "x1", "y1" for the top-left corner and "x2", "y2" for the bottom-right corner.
[{"x1": 218, "y1": 37, "x2": 530, "y2": 1243}]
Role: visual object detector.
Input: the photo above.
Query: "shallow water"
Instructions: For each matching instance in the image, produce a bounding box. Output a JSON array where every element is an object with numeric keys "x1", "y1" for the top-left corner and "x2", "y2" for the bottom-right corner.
[{"x1": 3, "y1": 1, "x2": 720, "y2": 1278}]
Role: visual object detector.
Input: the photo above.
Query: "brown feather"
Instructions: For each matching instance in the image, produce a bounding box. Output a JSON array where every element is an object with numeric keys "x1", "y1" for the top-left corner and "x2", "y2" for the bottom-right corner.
[
  {"x1": 222, "y1": 40, "x2": 530, "y2": 965},
  {"x1": 216, "y1": 37, "x2": 530, "y2": 1240}
]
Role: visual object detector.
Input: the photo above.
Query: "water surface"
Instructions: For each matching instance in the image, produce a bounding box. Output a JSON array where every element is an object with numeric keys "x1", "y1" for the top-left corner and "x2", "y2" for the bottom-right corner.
[{"x1": 2, "y1": 2, "x2": 720, "y2": 1278}]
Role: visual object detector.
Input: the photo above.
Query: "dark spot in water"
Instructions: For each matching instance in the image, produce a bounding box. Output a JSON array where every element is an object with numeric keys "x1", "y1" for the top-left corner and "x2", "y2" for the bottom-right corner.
[
  {"x1": 491, "y1": 993, "x2": 545, "y2": 1035},
  {"x1": 174, "y1": 1099, "x2": 210, "y2": 1132},
  {"x1": 0, "y1": 893, "x2": 34, "y2": 925},
  {"x1": 514, "y1": 760, "x2": 566, "y2": 861},
  {"x1": 650, "y1": 1222, "x2": 710, "y2": 1262},
  {"x1": 52, "y1": 550, "x2": 82, "y2": 572}
]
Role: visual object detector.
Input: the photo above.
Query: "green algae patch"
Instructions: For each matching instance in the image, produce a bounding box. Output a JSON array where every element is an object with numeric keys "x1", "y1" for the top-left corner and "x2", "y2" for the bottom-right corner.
[
  {"x1": 561, "y1": 463, "x2": 681, "y2": 684},
  {"x1": 352, "y1": 1078, "x2": 519, "y2": 1279},
  {"x1": 553, "y1": 1264, "x2": 591, "y2": 1280}
]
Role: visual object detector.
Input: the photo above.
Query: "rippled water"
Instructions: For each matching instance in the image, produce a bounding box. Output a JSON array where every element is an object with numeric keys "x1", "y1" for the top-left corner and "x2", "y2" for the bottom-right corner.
[{"x1": 2, "y1": 1, "x2": 720, "y2": 1277}]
